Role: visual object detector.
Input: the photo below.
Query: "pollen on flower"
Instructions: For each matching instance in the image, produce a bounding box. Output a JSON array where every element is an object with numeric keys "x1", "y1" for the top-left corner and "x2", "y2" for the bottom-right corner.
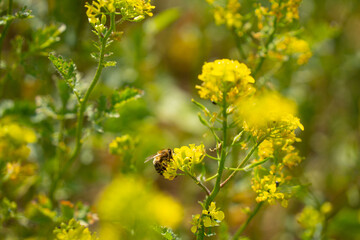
[{"x1": 196, "y1": 59, "x2": 255, "y2": 104}]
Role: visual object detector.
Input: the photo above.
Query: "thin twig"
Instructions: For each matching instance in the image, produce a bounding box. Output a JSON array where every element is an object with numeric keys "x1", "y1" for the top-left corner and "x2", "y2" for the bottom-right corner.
[{"x1": 233, "y1": 202, "x2": 263, "y2": 239}]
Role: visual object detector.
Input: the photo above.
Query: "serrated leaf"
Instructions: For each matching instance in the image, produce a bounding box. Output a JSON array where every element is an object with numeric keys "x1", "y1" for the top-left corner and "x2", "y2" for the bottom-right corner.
[
  {"x1": 49, "y1": 53, "x2": 80, "y2": 100},
  {"x1": 153, "y1": 226, "x2": 181, "y2": 240},
  {"x1": 111, "y1": 87, "x2": 143, "y2": 110},
  {"x1": 103, "y1": 60, "x2": 116, "y2": 68},
  {"x1": 0, "y1": 6, "x2": 33, "y2": 25}
]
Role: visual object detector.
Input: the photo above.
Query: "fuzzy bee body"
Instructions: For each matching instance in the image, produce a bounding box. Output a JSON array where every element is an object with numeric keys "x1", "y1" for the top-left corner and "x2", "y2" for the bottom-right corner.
[{"x1": 145, "y1": 149, "x2": 173, "y2": 175}]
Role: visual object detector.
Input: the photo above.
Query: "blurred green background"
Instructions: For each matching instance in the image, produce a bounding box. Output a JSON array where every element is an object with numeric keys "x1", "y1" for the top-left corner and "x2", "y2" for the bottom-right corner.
[{"x1": 0, "y1": 0, "x2": 360, "y2": 239}]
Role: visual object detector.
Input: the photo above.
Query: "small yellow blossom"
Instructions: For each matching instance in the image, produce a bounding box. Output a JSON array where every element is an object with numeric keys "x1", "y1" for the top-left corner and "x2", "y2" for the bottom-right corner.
[
  {"x1": 191, "y1": 202, "x2": 224, "y2": 234},
  {"x1": 173, "y1": 144, "x2": 205, "y2": 171},
  {"x1": 54, "y1": 219, "x2": 99, "y2": 240},
  {"x1": 275, "y1": 36, "x2": 312, "y2": 65},
  {"x1": 258, "y1": 140, "x2": 274, "y2": 159},
  {"x1": 252, "y1": 165, "x2": 288, "y2": 206},
  {"x1": 161, "y1": 144, "x2": 205, "y2": 180},
  {"x1": 212, "y1": 0, "x2": 242, "y2": 30},
  {"x1": 196, "y1": 59, "x2": 255, "y2": 104},
  {"x1": 86, "y1": 0, "x2": 155, "y2": 25},
  {"x1": 296, "y1": 203, "x2": 331, "y2": 239},
  {"x1": 109, "y1": 134, "x2": 136, "y2": 155},
  {"x1": 237, "y1": 91, "x2": 303, "y2": 140},
  {"x1": 6, "y1": 162, "x2": 21, "y2": 180}
]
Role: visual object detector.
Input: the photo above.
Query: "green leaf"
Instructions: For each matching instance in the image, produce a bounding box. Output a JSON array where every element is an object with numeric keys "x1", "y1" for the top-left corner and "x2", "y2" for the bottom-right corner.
[
  {"x1": 197, "y1": 113, "x2": 211, "y2": 128},
  {"x1": 49, "y1": 53, "x2": 81, "y2": 100},
  {"x1": 192, "y1": 99, "x2": 210, "y2": 116},
  {"x1": 111, "y1": 87, "x2": 143, "y2": 110},
  {"x1": 0, "y1": 6, "x2": 33, "y2": 25},
  {"x1": 103, "y1": 60, "x2": 116, "y2": 68},
  {"x1": 153, "y1": 226, "x2": 181, "y2": 240}
]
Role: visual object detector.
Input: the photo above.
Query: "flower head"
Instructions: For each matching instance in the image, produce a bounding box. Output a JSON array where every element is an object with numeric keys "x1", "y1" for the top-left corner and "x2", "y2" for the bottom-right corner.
[
  {"x1": 237, "y1": 91, "x2": 303, "y2": 140},
  {"x1": 54, "y1": 219, "x2": 99, "y2": 240},
  {"x1": 191, "y1": 202, "x2": 225, "y2": 234},
  {"x1": 197, "y1": 59, "x2": 255, "y2": 104},
  {"x1": 86, "y1": 0, "x2": 155, "y2": 25},
  {"x1": 109, "y1": 134, "x2": 136, "y2": 155}
]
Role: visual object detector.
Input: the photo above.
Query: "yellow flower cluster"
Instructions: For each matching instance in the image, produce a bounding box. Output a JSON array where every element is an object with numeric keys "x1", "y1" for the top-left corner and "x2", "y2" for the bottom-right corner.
[
  {"x1": 97, "y1": 175, "x2": 183, "y2": 238},
  {"x1": 237, "y1": 91, "x2": 303, "y2": 140},
  {"x1": 196, "y1": 59, "x2": 255, "y2": 104},
  {"x1": 271, "y1": 35, "x2": 312, "y2": 65},
  {"x1": 54, "y1": 219, "x2": 99, "y2": 240},
  {"x1": 109, "y1": 134, "x2": 136, "y2": 155},
  {"x1": 297, "y1": 203, "x2": 332, "y2": 239},
  {"x1": 254, "y1": 0, "x2": 302, "y2": 30},
  {"x1": 163, "y1": 144, "x2": 205, "y2": 180},
  {"x1": 191, "y1": 202, "x2": 225, "y2": 234},
  {"x1": 0, "y1": 120, "x2": 37, "y2": 182},
  {"x1": 211, "y1": 0, "x2": 242, "y2": 31},
  {"x1": 252, "y1": 165, "x2": 288, "y2": 207},
  {"x1": 268, "y1": 0, "x2": 302, "y2": 23},
  {"x1": 86, "y1": 0, "x2": 154, "y2": 24}
]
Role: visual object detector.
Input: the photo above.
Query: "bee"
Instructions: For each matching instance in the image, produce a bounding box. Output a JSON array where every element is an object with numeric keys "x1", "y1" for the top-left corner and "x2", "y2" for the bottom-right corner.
[{"x1": 145, "y1": 149, "x2": 173, "y2": 175}]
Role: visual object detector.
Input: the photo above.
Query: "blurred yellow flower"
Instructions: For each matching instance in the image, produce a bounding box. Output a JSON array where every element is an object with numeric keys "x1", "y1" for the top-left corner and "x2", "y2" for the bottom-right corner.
[
  {"x1": 108, "y1": 134, "x2": 136, "y2": 155},
  {"x1": 54, "y1": 219, "x2": 99, "y2": 240},
  {"x1": 97, "y1": 175, "x2": 183, "y2": 239},
  {"x1": 275, "y1": 36, "x2": 312, "y2": 65}
]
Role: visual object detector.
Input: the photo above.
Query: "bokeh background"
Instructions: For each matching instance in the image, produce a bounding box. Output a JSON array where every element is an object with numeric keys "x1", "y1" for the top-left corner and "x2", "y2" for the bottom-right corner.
[{"x1": 1, "y1": 0, "x2": 360, "y2": 239}]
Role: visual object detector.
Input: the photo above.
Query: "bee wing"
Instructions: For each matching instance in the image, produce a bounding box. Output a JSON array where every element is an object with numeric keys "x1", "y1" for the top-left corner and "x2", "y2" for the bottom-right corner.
[{"x1": 144, "y1": 153, "x2": 158, "y2": 163}]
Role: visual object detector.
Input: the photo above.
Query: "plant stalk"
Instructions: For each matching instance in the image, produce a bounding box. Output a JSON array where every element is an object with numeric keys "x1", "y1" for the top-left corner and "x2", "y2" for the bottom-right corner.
[
  {"x1": 49, "y1": 13, "x2": 115, "y2": 199},
  {"x1": 233, "y1": 202, "x2": 263, "y2": 239},
  {"x1": 196, "y1": 93, "x2": 228, "y2": 240}
]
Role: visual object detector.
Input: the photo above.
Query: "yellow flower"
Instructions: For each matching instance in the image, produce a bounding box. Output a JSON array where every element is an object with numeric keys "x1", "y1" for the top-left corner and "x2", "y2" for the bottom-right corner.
[
  {"x1": 252, "y1": 165, "x2": 288, "y2": 206},
  {"x1": 6, "y1": 162, "x2": 21, "y2": 180},
  {"x1": 86, "y1": 0, "x2": 155, "y2": 24},
  {"x1": 237, "y1": 91, "x2": 303, "y2": 140},
  {"x1": 173, "y1": 143, "x2": 205, "y2": 172},
  {"x1": 54, "y1": 219, "x2": 99, "y2": 240},
  {"x1": 97, "y1": 175, "x2": 183, "y2": 238},
  {"x1": 191, "y1": 202, "x2": 224, "y2": 234},
  {"x1": 258, "y1": 140, "x2": 274, "y2": 159},
  {"x1": 162, "y1": 160, "x2": 178, "y2": 181},
  {"x1": 275, "y1": 35, "x2": 312, "y2": 65},
  {"x1": 108, "y1": 134, "x2": 136, "y2": 155},
  {"x1": 296, "y1": 203, "x2": 331, "y2": 239},
  {"x1": 196, "y1": 59, "x2": 255, "y2": 104}
]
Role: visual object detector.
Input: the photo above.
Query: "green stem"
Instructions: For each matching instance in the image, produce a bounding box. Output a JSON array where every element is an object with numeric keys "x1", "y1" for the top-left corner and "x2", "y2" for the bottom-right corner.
[
  {"x1": 0, "y1": 0, "x2": 13, "y2": 58},
  {"x1": 49, "y1": 13, "x2": 115, "y2": 199},
  {"x1": 233, "y1": 202, "x2": 263, "y2": 239},
  {"x1": 185, "y1": 170, "x2": 211, "y2": 196},
  {"x1": 253, "y1": 2, "x2": 281, "y2": 77},
  {"x1": 220, "y1": 138, "x2": 264, "y2": 188},
  {"x1": 196, "y1": 94, "x2": 228, "y2": 240}
]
